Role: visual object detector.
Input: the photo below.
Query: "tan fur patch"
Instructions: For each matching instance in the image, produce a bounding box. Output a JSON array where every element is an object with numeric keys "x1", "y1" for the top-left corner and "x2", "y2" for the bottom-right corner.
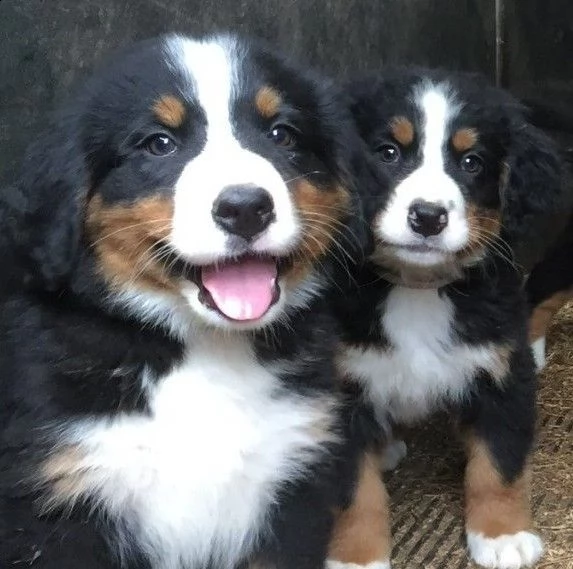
[
  {"x1": 460, "y1": 203, "x2": 502, "y2": 262},
  {"x1": 329, "y1": 452, "x2": 391, "y2": 564},
  {"x1": 153, "y1": 95, "x2": 186, "y2": 128},
  {"x1": 255, "y1": 86, "x2": 282, "y2": 119},
  {"x1": 529, "y1": 290, "x2": 573, "y2": 341},
  {"x1": 86, "y1": 195, "x2": 177, "y2": 293},
  {"x1": 390, "y1": 116, "x2": 415, "y2": 146},
  {"x1": 40, "y1": 446, "x2": 90, "y2": 512},
  {"x1": 487, "y1": 342, "x2": 513, "y2": 384},
  {"x1": 286, "y1": 180, "x2": 351, "y2": 285},
  {"x1": 465, "y1": 436, "x2": 532, "y2": 537},
  {"x1": 452, "y1": 128, "x2": 479, "y2": 152}
]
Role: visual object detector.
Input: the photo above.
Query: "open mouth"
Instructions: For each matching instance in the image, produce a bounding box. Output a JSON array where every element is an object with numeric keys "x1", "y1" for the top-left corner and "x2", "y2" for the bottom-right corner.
[
  {"x1": 158, "y1": 242, "x2": 286, "y2": 322},
  {"x1": 198, "y1": 256, "x2": 281, "y2": 322}
]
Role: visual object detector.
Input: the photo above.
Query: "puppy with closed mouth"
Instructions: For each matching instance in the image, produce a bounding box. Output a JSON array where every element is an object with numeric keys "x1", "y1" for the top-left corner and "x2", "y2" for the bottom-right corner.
[
  {"x1": 326, "y1": 68, "x2": 567, "y2": 569},
  {"x1": 0, "y1": 33, "x2": 375, "y2": 569}
]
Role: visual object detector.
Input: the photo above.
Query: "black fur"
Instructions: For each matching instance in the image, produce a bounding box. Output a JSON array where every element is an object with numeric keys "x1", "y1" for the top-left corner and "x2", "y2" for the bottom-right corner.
[{"x1": 524, "y1": 101, "x2": 573, "y2": 318}]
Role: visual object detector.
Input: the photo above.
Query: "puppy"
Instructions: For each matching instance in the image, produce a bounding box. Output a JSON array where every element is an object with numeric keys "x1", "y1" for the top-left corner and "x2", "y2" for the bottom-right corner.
[
  {"x1": 0, "y1": 33, "x2": 373, "y2": 569},
  {"x1": 326, "y1": 68, "x2": 566, "y2": 569}
]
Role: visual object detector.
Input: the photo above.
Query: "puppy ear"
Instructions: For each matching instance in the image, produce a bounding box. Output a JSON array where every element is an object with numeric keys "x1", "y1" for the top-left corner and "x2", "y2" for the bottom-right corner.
[
  {"x1": 4, "y1": 115, "x2": 88, "y2": 290},
  {"x1": 500, "y1": 121, "x2": 568, "y2": 272}
]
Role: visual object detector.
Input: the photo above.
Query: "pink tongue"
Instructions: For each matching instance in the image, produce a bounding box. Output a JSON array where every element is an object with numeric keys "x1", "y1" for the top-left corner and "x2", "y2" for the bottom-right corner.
[{"x1": 201, "y1": 258, "x2": 278, "y2": 321}]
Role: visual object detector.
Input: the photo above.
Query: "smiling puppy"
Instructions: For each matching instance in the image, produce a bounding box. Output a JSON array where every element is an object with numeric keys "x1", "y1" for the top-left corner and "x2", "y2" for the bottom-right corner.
[
  {"x1": 327, "y1": 68, "x2": 566, "y2": 569},
  {"x1": 0, "y1": 34, "x2": 372, "y2": 569}
]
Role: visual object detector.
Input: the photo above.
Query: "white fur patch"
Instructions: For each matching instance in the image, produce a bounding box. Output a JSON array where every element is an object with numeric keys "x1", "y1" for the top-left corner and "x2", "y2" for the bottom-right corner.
[
  {"x1": 467, "y1": 531, "x2": 544, "y2": 569},
  {"x1": 166, "y1": 35, "x2": 299, "y2": 264},
  {"x1": 339, "y1": 287, "x2": 509, "y2": 423},
  {"x1": 49, "y1": 336, "x2": 333, "y2": 569},
  {"x1": 326, "y1": 561, "x2": 391, "y2": 569},
  {"x1": 376, "y1": 84, "x2": 469, "y2": 266},
  {"x1": 531, "y1": 336, "x2": 546, "y2": 372}
]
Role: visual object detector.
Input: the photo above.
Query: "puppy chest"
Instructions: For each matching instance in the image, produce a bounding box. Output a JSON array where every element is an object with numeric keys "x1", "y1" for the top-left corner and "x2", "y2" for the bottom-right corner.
[
  {"x1": 340, "y1": 288, "x2": 502, "y2": 422},
  {"x1": 46, "y1": 342, "x2": 331, "y2": 567}
]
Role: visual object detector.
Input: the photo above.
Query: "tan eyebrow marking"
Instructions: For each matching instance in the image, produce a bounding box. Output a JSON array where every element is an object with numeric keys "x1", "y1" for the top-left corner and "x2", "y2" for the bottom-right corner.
[
  {"x1": 389, "y1": 116, "x2": 415, "y2": 146},
  {"x1": 255, "y1": 86, "x2": 282, "y2": 118},
  {"x1": 452, "y1": 128, "x2": 479, "y2": 152},
  {"x1": 152, "y1": 95, "x2": 186, "y2": 128}
]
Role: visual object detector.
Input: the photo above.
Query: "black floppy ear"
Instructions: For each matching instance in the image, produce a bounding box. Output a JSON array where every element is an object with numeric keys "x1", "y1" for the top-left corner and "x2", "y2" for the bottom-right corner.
[
  {"x1": 2, "y1": 114, "x2": 88, "y2": 290},
  {"x1": 500, "y1": 121, "x2": 569, "y2": 272}
]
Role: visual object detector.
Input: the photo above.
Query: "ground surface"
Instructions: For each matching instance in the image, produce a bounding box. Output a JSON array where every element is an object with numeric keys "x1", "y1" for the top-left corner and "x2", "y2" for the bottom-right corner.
[{"x1": 386, "y1": 304, "x2": 573, "y2": 569}]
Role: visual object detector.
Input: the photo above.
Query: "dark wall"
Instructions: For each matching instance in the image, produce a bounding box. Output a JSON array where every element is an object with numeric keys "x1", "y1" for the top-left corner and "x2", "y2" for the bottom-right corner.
[{"x1": 0, "y1": 0, "x2": 571, "y2": 185}]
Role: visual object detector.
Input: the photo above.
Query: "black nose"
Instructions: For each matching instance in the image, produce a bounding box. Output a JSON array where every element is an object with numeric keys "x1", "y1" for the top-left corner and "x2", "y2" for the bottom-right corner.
[
  {"x1": 212, "y1": 185, "x2": 275, "y2": 240},
  {"x1": 407, "y1": 200, "x2": 448, "y2": 237}
]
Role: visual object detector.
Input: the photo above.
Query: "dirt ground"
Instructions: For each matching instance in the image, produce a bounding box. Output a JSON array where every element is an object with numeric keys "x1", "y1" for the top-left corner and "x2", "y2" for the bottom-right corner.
[{"x1": 386, "y1": 304, "x2": 573, "y2": 569}]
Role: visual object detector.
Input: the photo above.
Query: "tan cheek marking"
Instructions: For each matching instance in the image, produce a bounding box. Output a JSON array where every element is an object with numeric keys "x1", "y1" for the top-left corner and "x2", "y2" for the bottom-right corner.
[
  {"x1": 390, "y1": 116, "x2": 415, "y2": 147},
  {"x1": 152, "y1": 95, "x2": 186, "y2": 128},
  {"x1": 464, "y1": 436, "x2": 532, "y2": 537},
  {"x1": 255, "y1": 86, "x2": 282, "y2": 119},
  {"x1": 529, "y1": 290, "x2": 573, "y2": 341},
  {"x1": 452, "y1": 128, "x2": 479, "y2": 153},
  {"x1": 86, "y1": 195, "x2": 178, "y2": 293},
  {"x1": 285, "y1": 180, "x2": 350, "y2": 285},
  {"x1": 328, "y1": 452, "x2": 391, "y2": 565}
]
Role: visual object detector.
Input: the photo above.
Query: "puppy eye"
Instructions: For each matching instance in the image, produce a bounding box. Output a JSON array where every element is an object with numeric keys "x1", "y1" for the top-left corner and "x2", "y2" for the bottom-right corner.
[
  {"x1": 268, "y1": 125, "x2": 297, "y2": 148},
  {"x1": 376, "y1": 143, "x2": 400, "y2": 163},
  {"x1": 143, "y1": 134, "x2": 177, "y2": 156},
  {"x1": 460, "y1": 153, "x2": 483, "y2": 174}
]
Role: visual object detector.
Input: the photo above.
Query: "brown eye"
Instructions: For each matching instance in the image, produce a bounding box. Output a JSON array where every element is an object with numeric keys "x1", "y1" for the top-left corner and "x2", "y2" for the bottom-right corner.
[
  {"x1": 144, "y1": 134, "x2": 177, "y2": 156},
  {"x1": 269, "y1": 125, "x2": 297, "y2": 148},
  {"x1": 461, "y1": 153, "x2": 483, "y2": 174},
  {"x1": 376, "y1": 143, "x2": 400, "y2": 163}
]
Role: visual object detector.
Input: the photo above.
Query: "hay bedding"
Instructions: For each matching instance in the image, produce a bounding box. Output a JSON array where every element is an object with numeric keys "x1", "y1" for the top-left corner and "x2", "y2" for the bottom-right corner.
[{"x1": 386, "y1": 303, "x2": 573, "y2": 568}]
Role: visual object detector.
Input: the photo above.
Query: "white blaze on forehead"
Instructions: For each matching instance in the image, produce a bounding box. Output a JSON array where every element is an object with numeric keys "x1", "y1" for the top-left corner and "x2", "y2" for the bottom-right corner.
[
  {"x1": 376, "y1": 82, "x2": 470, "y2": 260},
  {"x1": 418, "y1": 86, "x2": 458, "y2": 170},
  {"x1": 169, "y1": 35, "x2": 238, "y2": 142},
  {"x1": 163, "y1": 35, "x2": 298, "y2": 264}
]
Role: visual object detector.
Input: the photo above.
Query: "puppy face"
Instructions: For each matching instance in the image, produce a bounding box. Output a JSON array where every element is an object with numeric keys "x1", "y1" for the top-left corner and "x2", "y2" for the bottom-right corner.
[
  {"x1": 61, "y1": 34, "x2": 359, "y2": 332},
  {"x1": 348, "y1": 70, "x2": 524, "y2": 276}
]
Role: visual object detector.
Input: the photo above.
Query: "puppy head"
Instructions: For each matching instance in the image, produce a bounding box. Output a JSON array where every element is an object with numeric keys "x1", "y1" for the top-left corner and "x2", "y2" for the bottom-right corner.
[
  {"x1": 9, "y1": 34, "x2": 367, "y2": 333},
  {"x1": 347, "y1": 69, "x2": 564, "y2": 283}
]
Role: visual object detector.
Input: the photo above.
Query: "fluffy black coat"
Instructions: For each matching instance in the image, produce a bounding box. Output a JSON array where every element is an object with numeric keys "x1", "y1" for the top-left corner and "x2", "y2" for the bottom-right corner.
[{"x1": 0, "y1": 34, "x2": 376, "y2": 569}]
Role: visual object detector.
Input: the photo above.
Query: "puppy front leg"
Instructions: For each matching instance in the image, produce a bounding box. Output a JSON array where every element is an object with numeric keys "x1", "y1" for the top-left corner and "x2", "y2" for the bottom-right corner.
[
  {"x1": 461, "y1": 353, "x2": 543, "y2": 569},
  {"x1": 327, "y1": 452, "x2": 391, "y2": 569}
]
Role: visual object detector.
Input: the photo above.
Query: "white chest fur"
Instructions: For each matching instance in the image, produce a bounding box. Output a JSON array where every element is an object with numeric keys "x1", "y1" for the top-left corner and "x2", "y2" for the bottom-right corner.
[
  {"x1": 55, "y1": 337, "x2": 332, "y2": 569},
  {"x1": 340, "y1": 287, "x2": 507, "y2": 423}
]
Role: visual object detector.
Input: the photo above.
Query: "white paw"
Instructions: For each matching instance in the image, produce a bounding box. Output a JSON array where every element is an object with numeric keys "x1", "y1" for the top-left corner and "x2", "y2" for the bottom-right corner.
[
  {"x1": 380, "y1": 439, "x2": 407, "y2": 471},
  {"x1": 326, "y1": 561, "x2": 390, "y2": 569},
  {"x1": 467, "y1": 531, "x2": 544, "y2": 569},
  {"x1": 530, "y1": 337, "x2": 546, "y2": 372}
]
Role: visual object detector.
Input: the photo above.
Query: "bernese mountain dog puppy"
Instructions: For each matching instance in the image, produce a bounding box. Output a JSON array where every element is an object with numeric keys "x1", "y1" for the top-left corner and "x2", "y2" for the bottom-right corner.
[
  {"x1": 326, "y1": 68, "x2": 567, "y2": 569},
  {"x1": 0, "y1": 33, "x2": 373, "y2": 569}
]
